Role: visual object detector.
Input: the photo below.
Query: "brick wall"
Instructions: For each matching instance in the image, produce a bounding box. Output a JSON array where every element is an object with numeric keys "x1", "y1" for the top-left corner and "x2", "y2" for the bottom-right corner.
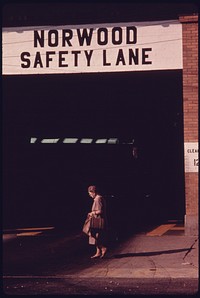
[{"x1": 179, "y1": 14, "x2": 198, "y2": 235}]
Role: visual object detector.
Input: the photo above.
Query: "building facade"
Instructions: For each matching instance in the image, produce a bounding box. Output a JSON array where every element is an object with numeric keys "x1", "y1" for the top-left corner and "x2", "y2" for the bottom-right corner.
[{"x1": 2, "y1": 3, "x2": 199, "y2": 234}]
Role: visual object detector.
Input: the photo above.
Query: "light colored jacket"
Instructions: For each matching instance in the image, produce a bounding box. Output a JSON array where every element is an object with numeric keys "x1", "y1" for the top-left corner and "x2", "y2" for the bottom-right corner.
[{"x1": 91, "y1": 195, "x2": 106, "y2": 219}]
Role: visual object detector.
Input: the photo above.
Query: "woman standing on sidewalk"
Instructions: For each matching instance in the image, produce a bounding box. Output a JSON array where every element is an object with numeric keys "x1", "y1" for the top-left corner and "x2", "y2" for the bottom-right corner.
[{"x1": 87, "y1": 185, "x2": 108, "y2": 258}]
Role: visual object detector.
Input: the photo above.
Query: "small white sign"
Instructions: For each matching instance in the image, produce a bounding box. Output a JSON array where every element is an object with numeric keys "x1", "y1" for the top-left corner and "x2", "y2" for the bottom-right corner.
[{"x1": 184, "y1": 142, "x2": 199, "y2": 173}]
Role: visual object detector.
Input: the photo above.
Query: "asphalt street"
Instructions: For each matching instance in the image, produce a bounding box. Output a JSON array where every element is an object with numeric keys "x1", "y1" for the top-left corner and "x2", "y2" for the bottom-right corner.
[{"x1": 3, "y1": 276, "x2": 198, "y2": 295}]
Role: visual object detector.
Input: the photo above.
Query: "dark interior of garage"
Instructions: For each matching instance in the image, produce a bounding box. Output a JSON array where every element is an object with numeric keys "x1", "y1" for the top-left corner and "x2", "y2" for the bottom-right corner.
[{"x1": 3, "y1": 70, "x2": 185, "y2": 237}]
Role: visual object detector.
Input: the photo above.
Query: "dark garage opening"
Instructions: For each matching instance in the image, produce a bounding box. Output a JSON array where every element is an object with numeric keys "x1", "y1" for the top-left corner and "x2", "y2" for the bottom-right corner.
[{"x1": 3, "y1": 70, "x2": 185, "y2": 235}]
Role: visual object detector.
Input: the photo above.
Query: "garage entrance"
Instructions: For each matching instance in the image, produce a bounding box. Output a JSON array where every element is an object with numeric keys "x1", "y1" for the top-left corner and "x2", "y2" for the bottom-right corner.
[{"x1": 3, "y1": 70, "x2": 185, "y2": 232}]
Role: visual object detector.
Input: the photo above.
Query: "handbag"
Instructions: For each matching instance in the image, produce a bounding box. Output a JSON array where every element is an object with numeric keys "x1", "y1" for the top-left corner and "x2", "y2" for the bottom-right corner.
[
  {"x1": 82, "y1": 216, "x2": 91, "y2": 235},
  {"x1": 90, "y1": 216, "x2": 105, "y2": 230}
]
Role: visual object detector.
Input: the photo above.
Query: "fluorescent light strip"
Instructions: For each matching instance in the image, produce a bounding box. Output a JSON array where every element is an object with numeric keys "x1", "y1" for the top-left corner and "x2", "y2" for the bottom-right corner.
[
  {"x1": 30, "y1": 138, "x2": 37, "y2": 143},
  {"x1": 107, "y1": 138, "x2": 119, "y2": 144},
  {"x1": 30, "y1": 137, "x2": 124, "y2": 144},
  {"x1": 80, "y1": 138, "x2": 93, "y2": 144},
  {"x1": 41, "y1": 139, "x2": 59, "y2": 143},
  {"x1": 95, "y1": 139, "x2": 107, "y2": 144},
  {"x1": 63, "y1": 138, "x2": 78, "y2": 143}
]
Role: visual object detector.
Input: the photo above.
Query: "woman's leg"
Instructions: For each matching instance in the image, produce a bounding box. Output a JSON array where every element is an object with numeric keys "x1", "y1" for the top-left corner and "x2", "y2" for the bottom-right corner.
[
  {"x1": 100, "y1": 245, "x2": 107, "y2": 258},
  {"x1": 98, "y1": 231, "x2": 107, "y2": 258},
  {"x1": 90, "y1": 246, "x2": 101, "y2": 258}
]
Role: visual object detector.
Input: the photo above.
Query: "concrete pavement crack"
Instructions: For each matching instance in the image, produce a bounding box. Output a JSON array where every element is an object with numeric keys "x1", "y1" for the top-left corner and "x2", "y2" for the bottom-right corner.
[
  {"x1": 148, "y1": 257, "x2": 157, "y2": 278},
  {"x1": 183, "y1": 238, "x2": 198, "y2": 261},
  {"x1": 104, "y1": 261, "x2": 109, "y2": 277},
  {"x1": 149, "y1": 256, "x2": 173, "y2": 290}
]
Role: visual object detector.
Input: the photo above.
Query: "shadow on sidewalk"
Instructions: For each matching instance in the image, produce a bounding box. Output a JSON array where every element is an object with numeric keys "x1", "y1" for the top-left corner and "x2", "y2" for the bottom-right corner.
[{"x1": 111, "y1": 247, "x2": 193, "y2": 259}]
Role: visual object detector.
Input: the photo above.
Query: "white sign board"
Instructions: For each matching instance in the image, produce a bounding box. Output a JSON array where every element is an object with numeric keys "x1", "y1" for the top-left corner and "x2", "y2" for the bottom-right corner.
[
  {"x1": 184, "y1": 142, "x2": 199, "y2": 173},
  {"x1": 2, "y1": 20, "x2": 182, "y2": 75}
]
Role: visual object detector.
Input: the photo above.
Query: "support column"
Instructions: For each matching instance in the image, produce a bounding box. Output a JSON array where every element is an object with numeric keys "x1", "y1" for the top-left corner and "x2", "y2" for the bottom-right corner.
[{"x1": 179, "y1": 14, "x2": 198, "y2": 236}]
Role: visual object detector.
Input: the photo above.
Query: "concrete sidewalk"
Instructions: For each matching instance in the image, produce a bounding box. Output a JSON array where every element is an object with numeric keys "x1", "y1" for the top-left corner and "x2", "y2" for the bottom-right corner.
[
  {"x1": 3, "y1": 225, "x2": 199, "y2": 280},
  {"x1": 71, "y1": 234, "x2": 199, "y2": 280}
]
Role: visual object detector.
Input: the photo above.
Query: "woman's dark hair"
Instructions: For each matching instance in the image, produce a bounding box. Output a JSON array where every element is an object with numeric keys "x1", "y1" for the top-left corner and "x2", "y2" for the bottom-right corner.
[{"x1": 88, "y1": 185, "x2": 98, "y2": 193}]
